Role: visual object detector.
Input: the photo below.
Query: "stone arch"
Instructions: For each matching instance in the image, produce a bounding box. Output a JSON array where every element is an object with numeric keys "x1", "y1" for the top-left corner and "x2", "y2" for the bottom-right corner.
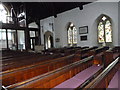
[{"x1": 44, "y1": 31, "x2": 54, "y2": 49}]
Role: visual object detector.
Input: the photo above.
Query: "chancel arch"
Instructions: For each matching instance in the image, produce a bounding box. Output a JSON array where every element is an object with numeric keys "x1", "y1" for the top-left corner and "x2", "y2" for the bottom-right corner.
[{"x1": 97, "y1": 14, "x2": 113, "y2": 47}]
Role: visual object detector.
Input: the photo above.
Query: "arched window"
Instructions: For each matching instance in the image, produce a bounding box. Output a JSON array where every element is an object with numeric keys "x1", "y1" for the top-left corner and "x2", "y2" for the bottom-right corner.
[
  {"x1": 98, "y1": 15, "x2": 112, "y2": 43},
  {"x1": 0, "y1": 3, "x2": 8, "y2": 23},
  {"x1": 67, "y1": 22, "x2": 77, "y2": 46}
]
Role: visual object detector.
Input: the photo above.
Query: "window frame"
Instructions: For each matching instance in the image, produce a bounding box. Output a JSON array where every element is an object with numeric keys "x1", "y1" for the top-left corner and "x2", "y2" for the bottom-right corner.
[
  {"x1": 97, "y1": 15, "x2": 112, "y2": 43},
  {"x1": 67, "y1": 23, "x2": 77, "y2": 46}
]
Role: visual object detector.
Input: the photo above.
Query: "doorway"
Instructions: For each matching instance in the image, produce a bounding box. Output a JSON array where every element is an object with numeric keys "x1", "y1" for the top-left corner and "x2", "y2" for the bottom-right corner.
[
  {"x1": 44, "y1": 31, "x2": 54, "y2": 49},
  {"x1": 30, "y1": 38, "x2": 36, "y2": 50}
]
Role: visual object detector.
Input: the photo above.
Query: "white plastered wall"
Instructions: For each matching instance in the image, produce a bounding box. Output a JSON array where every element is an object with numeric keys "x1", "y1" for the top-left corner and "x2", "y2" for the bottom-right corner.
[
  {"x1": 54, "y1": 2, "x2": 118, "y2": 47},
  {"x1": 118, "y1": 1, "x2": 120, "y2": 45},
  {"x1": 40, "y1": 16, "x2": 55, "y2": 47},
  {"x1": 39, "y1": 2, "x2": 118, "y2": 48}
]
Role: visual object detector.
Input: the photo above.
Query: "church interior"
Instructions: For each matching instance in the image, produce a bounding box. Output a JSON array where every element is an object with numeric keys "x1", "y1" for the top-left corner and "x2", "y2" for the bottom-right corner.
[{"x1": 0, "y1": 1, "x2": 120, "y2": 89}]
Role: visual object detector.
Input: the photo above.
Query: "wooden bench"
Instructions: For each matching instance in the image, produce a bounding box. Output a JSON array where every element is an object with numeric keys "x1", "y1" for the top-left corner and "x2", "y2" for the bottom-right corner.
[
  {"x1": 1, "y1": 47, "x2": 95, "y2": 87},
  {"x1": 89, "y1": 46, "x2": 109, "y2": 65},
  {"x1": 0, "y1": 46, "x2": 108, "y2": 86},
  {"x1": 83, "y1": 56, "x2": 120, "y2": 89},
  {"x1": 1, "y1": 49, "x2": 41, "y2": 61},
  {"x1": 104, "y1": 47, "x2": 120, "y2": 68},
  {"x1": 1, "y1": 53, "x2": 80, "y2": 86},
  {"x1": 112, "y1": 46, "x2": 120, "y2": 53},
  {"x1": 2, "y1": 52, "x2": 66, "y2": 71},
  {"x1": 1, "y1": 47, "x2": 91, "y2": 72},
  {"x1": 2, "y1": 46, "x2": 114, "y2": 89},
  {"x1": 81, "y1": 46, "x2": 98, "y2": 59},
  {"x1": 53, "y1": 65, "x2": 103, "y2": 88},
  {"x1": 107, "y1": 70, "x2": 119, "y2": 88},
  {"x1": 43, "y1": 47, "x2": 82, "y2": 55},
  {"x1": 1, "y1": 50, "x2": 33, "y2": 57},
  {"x1": 75, "y1": 46, "x2": 98, "y2": 59},
  {"x1": 2, "y1": 52, "x2": 36, "y2": 60},
  {"x1": 5, "y1": 56, "x2": 96, "y2": 89}
]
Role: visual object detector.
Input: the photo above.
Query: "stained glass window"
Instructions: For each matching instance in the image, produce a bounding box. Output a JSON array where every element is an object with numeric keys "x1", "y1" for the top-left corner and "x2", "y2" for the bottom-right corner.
[
  {"x1": 67, "y1": 23, "x2": 77, "y2": 46},
  {"x1": 105, "y1": 20, "x2": 112, "y2": 42},
  {"x1": 98, "y1": 22, "x2": 104, "y2": 43},
  {"x1": 73, "y1": 27, "x2": 77, "y2": 44},
  {"x1": 68, "y1": 28, "x2": 72, "y2": 45},
  {"x1": 98, "y1": 16, "x2": 112, "y2": 43}
]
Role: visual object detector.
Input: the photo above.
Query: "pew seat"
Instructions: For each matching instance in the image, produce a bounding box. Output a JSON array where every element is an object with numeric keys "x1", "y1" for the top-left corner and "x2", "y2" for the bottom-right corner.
[
  {"x1": 53, "y1": 65, "x2": 103, "y2": 88},
  {"x1": 108, "y1": 70, "x2": 119, "y2": 88}
]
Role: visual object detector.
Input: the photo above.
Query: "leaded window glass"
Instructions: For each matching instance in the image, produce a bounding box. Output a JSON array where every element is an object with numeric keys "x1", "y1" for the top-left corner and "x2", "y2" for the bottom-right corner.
[
  {"x1": 98, "y1": 16, "x2": 112, "y2": 43},
  {"x1": 73, "y1": 27, "x2": 77, "y2": 44},
  {"x1": 68, "y1": 28, "x2": 72, "y2": 45},
  {"x1": 105, "y1": 20, "x2": 112, "y2": 42},
  {"x1": 98, "y1": 22, "x2": 104, "y2": 43},
  {"x1": 67, "y1": 23, "x2": 77, "y2": 46}
]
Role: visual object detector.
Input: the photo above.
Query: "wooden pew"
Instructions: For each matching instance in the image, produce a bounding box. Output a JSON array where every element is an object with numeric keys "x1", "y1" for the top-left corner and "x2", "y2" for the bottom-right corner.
[
  {"x1": 75, "y1": 47, "x2": 119, "y2": 89},
  {"x1": 104, "y1": 47, "x2": 120, "y2": 68},
  {"x1": 1, "y1": 53, "x2": 80, "y2": 86},
  {"x1": 112, "y1": 46, "x2": 120, "y2": 53},
  {"x1": 1, "y1": 46, "x2": 107, "y2": 71},
  {"x1": 62, "y1": 46, "x2": 90, "y2": 56},
  {"x1": 2, "y1": 52, "x2": 41, "y2": 61},
  {"x1": 1, "y1": 52, "x2": 66, "y2": 71},
  {"x1": 81, "y1": 46, "x2": 98, "y2": 59},
  {"x1": 1, "y1": 47, "x2": 93, "y2": 87},
  {"x1": 1, "y1": 46, "x2": 111, "y2": 89},
  {"x1": 2, "y1": 49, "x2": 26, "y2": 56},
  {"x1": 53, "y1": 64, "x2": 103, "y2": 89},
  {"x1": 1, "y1": 50, "x2": 44, "y2": 71},
  {"x1": 107, "y1": 69, "x2": 119, "y2": 88},
  {"x1": 0, "y1": 46, "x2": 105, "y2": 88},
  {"x1": 1, "y1": 49, "x2": 40, "y2": 60},
  {"x1": 1, "y1": 47, "x2": 89, "y2": 72},
  {"x1": 5, "y1": 55, "x2": 100, "y2": 89},
  {"x1": 89, "y1": 46, "x2": 109, "y2": 65},
  {"x1": 75, "y1": 46, "x2": 98, "y2": 59},
  {"x1": 82, "y1": 56, "x2": 120, "y2": 89},
  {"x1": 43, "y1": 47, "x2": 82, "y2": 55}
]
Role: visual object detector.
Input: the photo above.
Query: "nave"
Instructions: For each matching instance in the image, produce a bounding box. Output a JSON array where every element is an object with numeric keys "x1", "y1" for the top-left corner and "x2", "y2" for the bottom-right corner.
[
  {"x1": 0, "y1": 1, "x2": 120, "y2": 90},
  {"x1": 1, "y1": 46, "x2": 120, "y2": 89}
]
